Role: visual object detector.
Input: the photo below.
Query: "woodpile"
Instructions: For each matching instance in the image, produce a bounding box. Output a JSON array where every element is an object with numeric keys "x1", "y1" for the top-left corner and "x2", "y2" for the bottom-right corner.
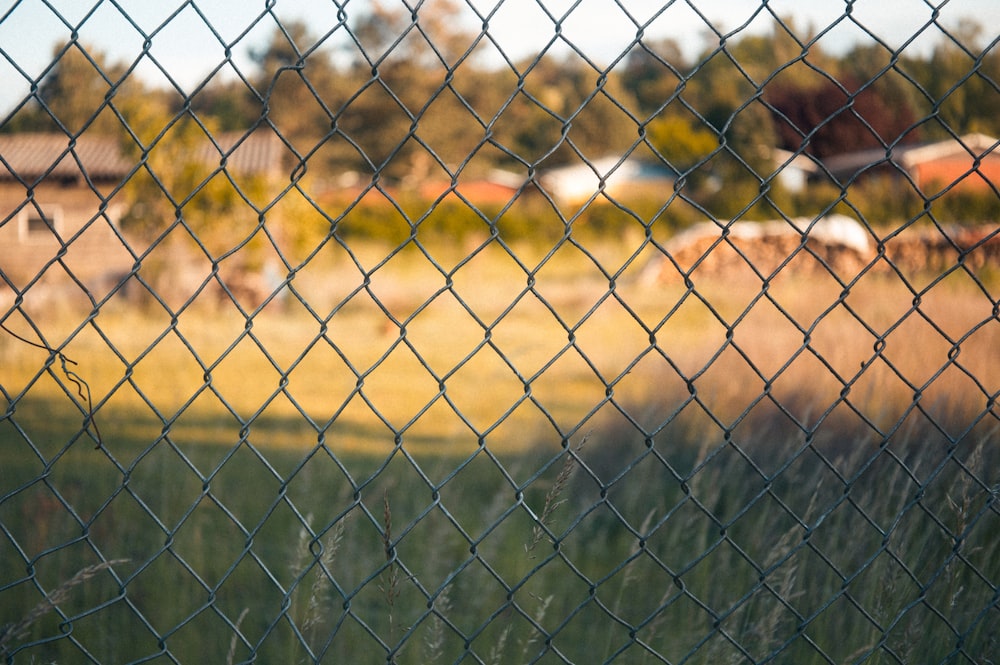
[
  {"x1": 642, "y1": 215, "x2": 999, "y2": 283},
  {"x1": 884, "y1": 225, "x2": 1000, "y2": 275}
]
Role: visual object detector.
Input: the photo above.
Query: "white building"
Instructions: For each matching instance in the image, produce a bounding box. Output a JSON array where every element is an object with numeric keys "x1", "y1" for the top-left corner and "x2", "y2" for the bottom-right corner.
[{"x1": 539, "y1": 156, "x2": 678, "y2": 203}]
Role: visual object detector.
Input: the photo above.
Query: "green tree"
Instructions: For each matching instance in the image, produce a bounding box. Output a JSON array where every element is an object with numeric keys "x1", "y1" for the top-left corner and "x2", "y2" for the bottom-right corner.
[
  {"x1": 250, "y1": 21, "x2": 344, "y2": 170},
  {"x1": 4, "y1": 42, "x2": 127, "y2": 136},
  {"x1": 645, "y1": 113, "x2": 717, "y2": 171},
  {"x1": 340, "y1": 0, "x2": 488, "y2": 181},
  {"x1": 905, "y1": 20, "x2": 1000, "y2": 137},
  {"x1": 189, "y1": 79, "x2": 260, "y2": 132},
  {"x1": 622, "y1": 38, "x2": 688, "y2": 117},
  {"x1": 682, "y1": 33, "x2": 789, "y2": 217},
  {"x1": 490, "y1": 53, "x2": 638, "y2": 168},
  {"x1": 118, "y1": 91, "x2": 269, "y2": 262}
]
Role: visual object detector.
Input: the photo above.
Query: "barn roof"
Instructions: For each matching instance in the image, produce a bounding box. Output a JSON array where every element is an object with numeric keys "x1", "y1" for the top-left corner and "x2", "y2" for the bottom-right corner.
[
  {"x1": 0, "y1": 132, "x2": 131, "y2": 182},
  {"x1": 810, "y1": 133, "x2": 999, "y2": 184},
  {"x1": 205, "y1": 131, "x2": 285, "y2": 178},
  {"x1": 0, "y1": 130, "x2": 284, "y2": 184},
  {"x1": 897, "y1": 132, "x2": 998, "y2": 168}
]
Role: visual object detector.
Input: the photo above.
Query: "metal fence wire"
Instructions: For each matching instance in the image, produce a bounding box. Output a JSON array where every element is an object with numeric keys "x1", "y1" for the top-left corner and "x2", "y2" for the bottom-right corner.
[{"x1": 1, "y1": 1, "x2": 999, "y2": 663}]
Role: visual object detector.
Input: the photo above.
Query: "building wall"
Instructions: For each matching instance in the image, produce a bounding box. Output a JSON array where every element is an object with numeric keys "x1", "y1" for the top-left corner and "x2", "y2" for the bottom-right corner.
[
  {"x1": 911, "y1": 153, "x2": 1000, "y2": 194},
  {"x1": 0, "y1": 180, "x2": 132, "y2": 291}
]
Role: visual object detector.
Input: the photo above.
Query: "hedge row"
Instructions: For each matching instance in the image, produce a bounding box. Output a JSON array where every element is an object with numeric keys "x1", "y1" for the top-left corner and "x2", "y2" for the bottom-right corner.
[{"x1": 276, "y1": 180, "x2": 997, "y2": 254}]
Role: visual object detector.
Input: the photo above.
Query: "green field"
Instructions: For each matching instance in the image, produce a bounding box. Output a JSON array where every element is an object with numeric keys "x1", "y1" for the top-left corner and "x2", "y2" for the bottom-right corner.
[{"x1": 2, "y1": 241, "x2": 998, "y2": 663}]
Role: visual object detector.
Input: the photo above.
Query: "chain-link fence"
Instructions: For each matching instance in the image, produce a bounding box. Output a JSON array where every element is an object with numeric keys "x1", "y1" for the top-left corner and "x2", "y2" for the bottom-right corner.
[{"x1": 1, "y1": 1, "x2": 999, "y2": 663}]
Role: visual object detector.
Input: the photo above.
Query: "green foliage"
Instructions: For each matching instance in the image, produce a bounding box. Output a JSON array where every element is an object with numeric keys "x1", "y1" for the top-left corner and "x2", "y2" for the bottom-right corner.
[
  {"x1": 2, "y1": 396, "x2": 995, "y2": 664},
  {"x1": 784, "y1": 176, "x2": 1000, "y2": 227},
  {"x1": 933, "y1": 186, "x2": 1000, "y2": 222},
  {"x1": 644, "y1": 113, "x2": 717, "y2": 171},
  {"x1": 9, "y1": 17, "x2": 998, "y2": 253},
  {"x1": 314, "y1": 189, "x2": 715, "y2": 251},
  {"x1": 118, "y1": 112, "x2": 270, "y2": 261},
  {"x1": 2, "y1": 42, "x2": 127, "y2": 136},
  {"x1": 329, "y1": 193, "x2": 413, "y2": 246}
]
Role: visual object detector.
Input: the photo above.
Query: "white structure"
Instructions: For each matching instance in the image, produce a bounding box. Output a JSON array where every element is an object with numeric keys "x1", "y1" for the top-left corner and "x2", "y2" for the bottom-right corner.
[
  {"x1": 665, "y1": 214, "x2": 871, "y2": 254},
  {"x1": 539, "y1": 156, "x2": 678, "y2": 203},
  {"x1": 639, "y1": 214, "x2": 872, "y2": 284}
]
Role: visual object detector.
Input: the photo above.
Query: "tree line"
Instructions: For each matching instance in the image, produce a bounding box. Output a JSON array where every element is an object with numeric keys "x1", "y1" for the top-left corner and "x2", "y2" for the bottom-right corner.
[{"x1": 4, "y1": 2, "x2": 998, "y2": 242}]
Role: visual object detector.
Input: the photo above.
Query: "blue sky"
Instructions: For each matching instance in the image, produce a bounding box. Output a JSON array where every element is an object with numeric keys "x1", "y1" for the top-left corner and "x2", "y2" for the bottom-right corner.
[{"x1": 0, "y1": 0, "x2": 997, "y2": 114}]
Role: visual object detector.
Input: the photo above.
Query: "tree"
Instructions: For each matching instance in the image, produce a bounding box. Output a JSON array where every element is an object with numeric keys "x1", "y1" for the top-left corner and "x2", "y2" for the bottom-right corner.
[
  {"x1": 340, "y1": 0, "x2": 488, "y2": 180},
  {"x1": 489, "y1": 53, "x2": 638, "y2": 168},
  {"x1": 4, "y1": 42, "x2": 128, "y2": 136},
  {"x1": 645, "y1": 113, "x2": 717, "y2": 171},
  {"x1": 348, "y1": 0, "x2": 480, "y2": 70},
  {"x1": 117, "y1": 88, "x2": 269, "y2": 263},
  {"x1": 907, "y1": 20, "x2": 1000, "y2": 137},
  {"x1": 621, "y1": 38, "x2": 688, "y2": 117},
  {"x1": 767, "y1": 73, "x2": 921, "y2": 158},
  {"x1": 678, "y1": 34, "x2": 787, "y2": 217},
  {"x1": 189, "y1": 79, "x2": 260, "y2": 132},
  {"x1": 250, "y1": 21, "x2": 344, "y2": 169}
]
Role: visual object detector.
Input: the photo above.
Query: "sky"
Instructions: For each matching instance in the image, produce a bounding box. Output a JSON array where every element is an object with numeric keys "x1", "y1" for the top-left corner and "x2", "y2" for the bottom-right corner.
[{"x1": 0, "y1": 0, "x2": 997, "y2": 115}]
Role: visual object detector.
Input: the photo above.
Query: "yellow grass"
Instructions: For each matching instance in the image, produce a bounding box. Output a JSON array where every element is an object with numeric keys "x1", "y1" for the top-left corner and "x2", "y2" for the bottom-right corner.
[{"x1": 3, "y1": 238, "x2": 997, "y2": 457}]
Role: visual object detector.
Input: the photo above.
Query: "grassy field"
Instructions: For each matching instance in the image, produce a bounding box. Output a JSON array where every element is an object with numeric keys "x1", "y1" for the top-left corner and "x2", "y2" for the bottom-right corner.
[{"x1": 1, "y1": 237, "x2": 998, "y2": 663}]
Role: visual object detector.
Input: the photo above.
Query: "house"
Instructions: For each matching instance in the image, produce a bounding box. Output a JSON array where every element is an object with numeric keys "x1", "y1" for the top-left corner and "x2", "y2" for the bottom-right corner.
[
  {"x1": 0, "y1": 130, "x2": 284, "y2": 299},
  {"x1": 772, "y1": 149, "x2": 824, "y2": 193},
  {"x1": 778, "y1": 133, "x2": 999, "y2": 194},
  {"x1": 0, "y1": 132, "x2": 133, "y2": 292},
  {"x1": 894, "y1": 133, "x2": 999, "y2": 194},
  {"x1": 538, "y1": 156, "x2": 678, "y2": 204}
]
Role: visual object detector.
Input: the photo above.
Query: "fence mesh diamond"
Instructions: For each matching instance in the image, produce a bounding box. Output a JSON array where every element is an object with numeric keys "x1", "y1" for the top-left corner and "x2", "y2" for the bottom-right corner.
[{"x1": 1, "y1": 1, "x2": 998, "y2": 663}]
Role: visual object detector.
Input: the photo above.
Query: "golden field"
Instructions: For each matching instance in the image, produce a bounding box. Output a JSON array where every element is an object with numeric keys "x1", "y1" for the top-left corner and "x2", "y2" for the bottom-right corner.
[{"x1": 4, "y1": 236, "x2": 997, "y2": 459}]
